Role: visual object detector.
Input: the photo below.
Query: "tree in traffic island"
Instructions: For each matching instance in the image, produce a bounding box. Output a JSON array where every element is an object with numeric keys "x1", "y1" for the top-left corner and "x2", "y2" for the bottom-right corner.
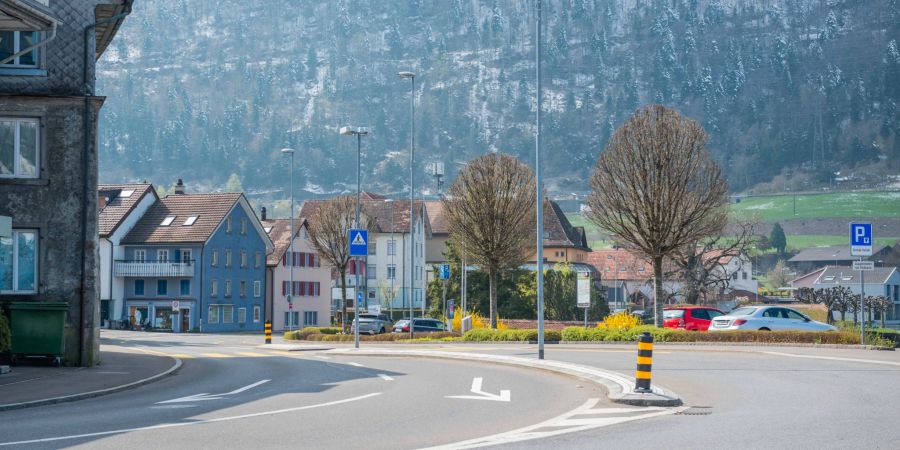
[
  {"x1": 587, "y1": 105, "x2": 729, "y2": 327},
  {"x1": 443, "y1": 153, "x2": 537, "y2": 329},
  {"x1": 306, "y1": 195, "x2": 375, "y2": 332}
]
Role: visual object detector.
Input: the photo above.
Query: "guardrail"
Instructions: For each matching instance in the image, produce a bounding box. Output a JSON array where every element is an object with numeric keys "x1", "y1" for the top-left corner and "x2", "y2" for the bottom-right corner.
[{"x1": 114, "y1": 260, "x2": 195, "y2": 277}]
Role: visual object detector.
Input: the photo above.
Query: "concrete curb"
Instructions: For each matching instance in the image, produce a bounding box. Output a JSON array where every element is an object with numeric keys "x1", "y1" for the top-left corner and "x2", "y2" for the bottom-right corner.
[
  {"x1": 325, "y1": 348, "x2": 682, "y2": 407},
  {"x1": 0, "y1": 356, "x2": 182, "y2": 412}
]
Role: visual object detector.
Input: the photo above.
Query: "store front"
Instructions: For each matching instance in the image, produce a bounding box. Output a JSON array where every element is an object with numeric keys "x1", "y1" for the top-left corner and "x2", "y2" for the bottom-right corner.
[{"x1": 125, "y1": 299, "x2": 196, "y2": 332}]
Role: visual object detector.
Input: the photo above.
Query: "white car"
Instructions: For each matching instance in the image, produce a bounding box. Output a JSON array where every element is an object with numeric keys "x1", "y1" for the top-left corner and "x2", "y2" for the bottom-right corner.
[{"x1": 709, "y1": 306, "x2": 838, "y2": 332}]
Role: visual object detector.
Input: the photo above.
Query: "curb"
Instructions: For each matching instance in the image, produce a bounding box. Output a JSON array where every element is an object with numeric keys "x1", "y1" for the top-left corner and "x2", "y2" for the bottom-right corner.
[
  {"x1": 0, "y1": 356, "x2": 182, "y2": 412},
  {"x1": 325, "y1": 348, "x2": 682, "y2": 407}
]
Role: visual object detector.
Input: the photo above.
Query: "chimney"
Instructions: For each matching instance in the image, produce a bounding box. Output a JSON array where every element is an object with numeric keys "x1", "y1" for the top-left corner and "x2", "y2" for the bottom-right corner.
[
  {"x1": 174, "y1": 179, "x2": 185, "y2": 195},
  {"x1": 261, "y1": 206, "x2": 267, "y2": 221}
]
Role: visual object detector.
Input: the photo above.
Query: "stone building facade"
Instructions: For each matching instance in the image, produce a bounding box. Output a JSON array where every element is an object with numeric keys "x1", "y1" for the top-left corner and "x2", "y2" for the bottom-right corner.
[{"x1": 0, "y1": 0, "x2": 132, "y2": 366}]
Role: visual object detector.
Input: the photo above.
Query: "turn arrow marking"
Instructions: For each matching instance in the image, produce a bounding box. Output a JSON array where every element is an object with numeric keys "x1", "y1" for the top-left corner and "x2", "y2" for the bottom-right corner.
[
  {"x1": 156, "y1": 379, "x2": 271, "y2": 404},
  {"x1": 446, "y1": 377, "x2": 511, "y2": 402}
]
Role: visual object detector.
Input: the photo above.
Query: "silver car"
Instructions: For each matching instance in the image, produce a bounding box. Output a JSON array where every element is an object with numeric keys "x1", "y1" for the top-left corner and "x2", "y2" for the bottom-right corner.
[
  {"x1": 351, "y1": 314, "x2": 394, "y2": 335},
  {"x1": 710, "y1": 306, "x2": 837, "y2": 332}
]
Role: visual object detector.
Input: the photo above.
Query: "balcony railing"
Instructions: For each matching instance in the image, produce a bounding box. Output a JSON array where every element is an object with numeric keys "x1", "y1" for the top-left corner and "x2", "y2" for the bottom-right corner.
[{"x1": 114, "y1": 260, "x2": 195, "y2": 277}]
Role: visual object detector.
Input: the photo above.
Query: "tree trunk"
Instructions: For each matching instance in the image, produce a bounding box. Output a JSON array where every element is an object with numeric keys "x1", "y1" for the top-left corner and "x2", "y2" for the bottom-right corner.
[
  {"x1": 653, "y1": 256, "x2": 664, "y2": 327},
  {"x1": 489, "y1": 270, "x2": 498, "y2": 329},
  {"x1": 340, "y1": 270, "x2": 347, "y2": 333}
]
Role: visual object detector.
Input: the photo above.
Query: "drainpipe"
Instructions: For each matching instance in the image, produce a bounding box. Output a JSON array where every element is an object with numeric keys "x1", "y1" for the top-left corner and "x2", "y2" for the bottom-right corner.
[
  {"x1": 80, "y1": 10, "x2": 132, "y2": 365},
  {"x1": 0, "y1": 22, "x2": 57, "y2": 65}
]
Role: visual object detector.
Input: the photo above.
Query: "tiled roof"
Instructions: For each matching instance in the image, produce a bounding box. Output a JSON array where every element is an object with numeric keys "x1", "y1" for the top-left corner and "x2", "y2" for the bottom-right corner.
[
  {"x1": 585, "y1": 249, "x2": 653, "y2": 281},
  {"x1": 425, "y1": 200, "x2": 448, "y2": 235},
  {"x1": 298, "y1": 197, "x2": 426, "y2": 234},
  {"x1": 98, "y1": 183, "x2": 155, "y2": 238},
  {"x1": 814, "y1": 266, "x2": 898, "y2": 285},
  {"x1": 544, "y1": 200, "x2": 589, "y2": 249},
  {"x1": 262, "y1": 218, "x2": 306, "y2": 266},
  {"x1": 122, "y1": 193, "x2": 242, "y2": 244},
  {"x1": 789, "y1": 245, "x2": 887, "y2": 262}
]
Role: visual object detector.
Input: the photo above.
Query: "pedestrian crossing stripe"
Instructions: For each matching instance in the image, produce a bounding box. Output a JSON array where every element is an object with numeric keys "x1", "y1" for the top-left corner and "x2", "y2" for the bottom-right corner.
[
  {"x1": 202, "y1": 353, "x2": 235, "y2": 358},
  {"x1": 170, "y1": 354, "x2": 194, "y2": 359},
  {"x1": 235, "y1": 352, "x2": 268, "y2": 357},
  {"x1": 351, "y1": 231, "x2": 366, "y2": 245}
]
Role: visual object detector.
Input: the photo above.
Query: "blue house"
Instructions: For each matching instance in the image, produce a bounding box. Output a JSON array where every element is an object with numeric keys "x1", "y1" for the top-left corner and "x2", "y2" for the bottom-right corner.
[{"x1": 118, "y1": 183, "x2": 272, "y2": 332}]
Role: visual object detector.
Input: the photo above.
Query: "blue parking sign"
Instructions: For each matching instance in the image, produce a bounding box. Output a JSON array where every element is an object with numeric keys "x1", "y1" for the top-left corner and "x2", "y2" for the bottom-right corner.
[
  {"x1": 849, "y1": 223, "x2": 872, "y2": 256},
  {"x1": 349, "y1": 229, "x2": 368, "y2": 257},
  {"x1": 439, "y1": 264, "x2": 451, "y2": 280}
]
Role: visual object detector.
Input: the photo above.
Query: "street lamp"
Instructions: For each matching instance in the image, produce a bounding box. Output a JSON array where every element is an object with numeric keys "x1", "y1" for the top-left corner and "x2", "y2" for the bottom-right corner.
[
  {"x1": 281, "y1": 148, "x2": 295, "y2": 331},
  {"x1": 340, "y1": 126, "x2": 368, "y2": 349},
  {"x1": 534, "y1": 0, "x2": 545, "y2": 359},
  {"x1": 398, "y1": 70, "x2": 415, "y2": 339}
]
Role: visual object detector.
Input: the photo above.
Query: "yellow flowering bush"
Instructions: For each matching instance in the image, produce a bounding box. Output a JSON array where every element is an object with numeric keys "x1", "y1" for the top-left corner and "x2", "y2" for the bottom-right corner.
[
  {"x1": 450, "y1": 310, "x2": 508, "y2": 331},
  {"x1": 597, "y1": 311, "x2": 641, "y2": 330}
]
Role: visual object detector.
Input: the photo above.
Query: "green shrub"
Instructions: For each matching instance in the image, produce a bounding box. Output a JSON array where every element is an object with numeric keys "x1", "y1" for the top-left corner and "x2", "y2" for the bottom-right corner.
[
  {"x1": 463, "y1": 329, "x2": 498, "y2": 341},
  {"x1": 562, "y1": 327, "x2": 587, "y2": 341},
  {"x1": 0, "y1": 310, "x2": 10, "y2": 353}
]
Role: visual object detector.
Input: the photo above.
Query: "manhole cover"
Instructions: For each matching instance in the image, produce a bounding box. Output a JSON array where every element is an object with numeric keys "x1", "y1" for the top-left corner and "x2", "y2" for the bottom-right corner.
[{"x1": 677, "y1": 406, "x2": 713, "y2": 416}]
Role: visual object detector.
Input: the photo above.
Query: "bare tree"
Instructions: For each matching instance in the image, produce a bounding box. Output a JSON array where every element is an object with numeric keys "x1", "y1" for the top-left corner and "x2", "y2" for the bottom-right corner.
[
  {"x1": 306, "y1": 196, "x2": 374, "y2": 332},
  {"x1": 443, "y1": 153, "x2": 537, "y2": 328},
  {"x1": 870, "y1": 296, "x2": 892, "y2": 328},
  {"x1": 670, "y1": 220, "x2": 759, "y2": 305},
  {"x1": 765, "y1": 259, "x2": 791, "y2": 291},
  {"x1": 587, "y1": 105, "x2": 729, "y2": 326}
]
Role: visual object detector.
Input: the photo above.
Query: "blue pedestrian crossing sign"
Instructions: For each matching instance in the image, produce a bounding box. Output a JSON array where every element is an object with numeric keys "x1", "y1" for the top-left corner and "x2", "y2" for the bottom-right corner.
[
  {"x1": 439, "y1": 264, "x2": 451, "y2": 280},
  {"x1": 349, "y1": 229, "x2": 368, "y2": 256},
  {"x1": 849, "y1": 223, "x2": 873, "y2": 256}
]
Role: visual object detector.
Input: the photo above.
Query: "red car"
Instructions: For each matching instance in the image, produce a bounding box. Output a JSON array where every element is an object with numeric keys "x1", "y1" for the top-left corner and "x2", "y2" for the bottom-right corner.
[{"x1": 663, "y1": 306, "x2": 725, "y2": 331}]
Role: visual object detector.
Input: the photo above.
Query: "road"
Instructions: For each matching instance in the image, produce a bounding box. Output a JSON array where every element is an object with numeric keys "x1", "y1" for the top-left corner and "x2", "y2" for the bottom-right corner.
[{"x1": 3, "y1": 332, "x2": 897, "y2": 449}]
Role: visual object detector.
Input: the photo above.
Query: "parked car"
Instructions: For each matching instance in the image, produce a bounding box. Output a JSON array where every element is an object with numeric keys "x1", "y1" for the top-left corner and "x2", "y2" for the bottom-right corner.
[
  {"x1": 392, "y1": 318, "x2": 447, "y2": 333},
  {"x1": 709, "y1": 306, "x2": 837, "y2": 332},
  {"x1": 663, "y1": 306, "x2": 725, "y2": 331},
  {"x1": 351, "y1": 314, "x2": 393, "y2": 335}
]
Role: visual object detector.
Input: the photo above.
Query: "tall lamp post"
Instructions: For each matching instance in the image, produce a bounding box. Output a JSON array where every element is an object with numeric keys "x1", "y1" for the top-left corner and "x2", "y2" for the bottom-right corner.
[
  {"x1": 399, "y1": 71, "x2": 416, "y2": 339},
  {"x1": 535, "y1": 0, "x2": 545, "y2": 360},
  {"x1": 281, "y1": 148, "x2": 295, "y2": 331},
  {"x1": 340, "y1": 126, "x2": 368, "y2": 349}
]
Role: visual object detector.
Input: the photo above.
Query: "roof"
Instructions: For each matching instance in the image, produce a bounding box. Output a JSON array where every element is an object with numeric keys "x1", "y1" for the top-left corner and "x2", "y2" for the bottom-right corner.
[
  {"x1": 94, "y1": 0, "x2": 134, "y2": 59},
  {"x1": 0, "y1": 0, "x2": 57, "y2": 31},
  {"x1": 122, "y1": 192, "x2": 243, "y2": 244},
  {"x1": 298, "y1": 197, "x2": 427, "y2": 234},
  {"x1": 585, "y1": 249, "x2": 653, "y2": 281},
  {"x1": 98, "y1": 183, "x2": 155, "y2": 238},
  {"x1": 813, "y1": 266, "x2": 899, "y2": 285},
  {"x1": 261, "y1": 218, "x2": 306, "y2": 266},
  {"x1": 790, "y1": 267, "x2": 828, "y2": 289},
  {"x1": 544, "y1": 200, "x2": 589, "y2": 250},
  {"x1": 425, "y1": 200, "x2": 448, "y2": 235},
  {"x1": 788, "y1": 245, "x2": 887, "y2": 263}
]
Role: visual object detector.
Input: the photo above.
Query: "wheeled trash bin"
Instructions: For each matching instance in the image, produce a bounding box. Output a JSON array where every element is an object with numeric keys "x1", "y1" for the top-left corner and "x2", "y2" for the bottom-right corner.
[{"x1": 8, "y1": 302, "x2": 68, "y2": 367}]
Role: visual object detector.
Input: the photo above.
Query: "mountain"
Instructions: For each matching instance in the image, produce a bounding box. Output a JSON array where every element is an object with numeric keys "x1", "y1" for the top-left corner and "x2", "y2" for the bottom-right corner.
[{"x1": 96, "y1": 0, "x2": 900, "y2": 198}]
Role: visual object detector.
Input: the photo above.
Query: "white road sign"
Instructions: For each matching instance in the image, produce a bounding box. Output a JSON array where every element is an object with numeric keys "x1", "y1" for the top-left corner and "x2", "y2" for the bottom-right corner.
[
  {"x1": 577, "y1": 273, "x2": 591, "y2": 308},
  {"x1": 852, "y1": 261, "x2": 874, "y2": 271}
]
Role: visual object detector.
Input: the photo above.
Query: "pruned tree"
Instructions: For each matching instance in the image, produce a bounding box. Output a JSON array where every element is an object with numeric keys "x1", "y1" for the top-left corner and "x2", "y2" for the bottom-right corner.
[
  {"x1": 443, "y1": 153, "x2": 537, "y2": 328},
  {"x1": 587, "y1": 105, "x2": 729, "y2": 326},
  {"x1": 797, "y1": 286, "x2": 849, "y2": 324},
  {"x1": 306, "y1": 196, "x2": 375, "y2": 332},
  {"x1": 870, "y1": 295, "x2": 892, "y2": 328},
  {"x1": 670, "y1": 220, "x2": 759, "y2": 305}
]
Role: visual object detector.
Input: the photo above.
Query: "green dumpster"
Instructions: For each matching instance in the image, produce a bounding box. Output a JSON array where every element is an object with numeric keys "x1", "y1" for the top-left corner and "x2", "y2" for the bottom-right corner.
[{"x1": 9, "y1": 302, "x2": 68, "y2": 366}]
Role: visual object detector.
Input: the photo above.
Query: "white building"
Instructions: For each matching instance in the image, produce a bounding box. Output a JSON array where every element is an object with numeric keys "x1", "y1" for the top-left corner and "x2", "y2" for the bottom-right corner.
[{"x1": 812, "y1": 266, "x2": 900, "y2": 323}]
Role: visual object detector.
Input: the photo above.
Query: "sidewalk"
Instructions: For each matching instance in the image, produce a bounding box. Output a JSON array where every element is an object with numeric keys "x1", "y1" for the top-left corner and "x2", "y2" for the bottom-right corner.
[{"x1": 0, "y1": 346, "x2": 180, "y2": 411}]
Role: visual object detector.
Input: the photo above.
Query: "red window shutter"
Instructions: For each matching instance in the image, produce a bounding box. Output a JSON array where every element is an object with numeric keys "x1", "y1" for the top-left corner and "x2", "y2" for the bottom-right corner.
[
  {"x1": 282, "y1": 253, "x2": 286, "y2": 266},
  {"x1": 299, "y1": 252, "x2": 306, "y2": 267},
  {"x1": 349, "y1": 260, "x2": 355, "y2": 274},
  {"x1": 281, "y1": 281, "x2": 286, "y2": 296}
]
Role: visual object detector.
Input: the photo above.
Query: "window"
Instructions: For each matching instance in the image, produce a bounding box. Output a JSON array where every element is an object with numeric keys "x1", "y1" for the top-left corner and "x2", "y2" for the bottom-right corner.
[
  {"x1": 182, "y1": 249, "x2": 192, "y2": 264},
  {"x1": 255, "y1": 252, "x2": 261, "y2": 268},
  {"x1": 210, "y1": 279, "x2": 218, "y2": 296},
  {"x1": 238, "y1": 307, "x2": 247, "y2": 324},
  {"x1": 160, "y1": 216, "x2": 176, "y2": 226},
  {"x1": 732, "y1": 272, "x2": 738, "y2": 280},
  {"x1": 264, "y1": 226, "x2": 273, "y2": 234},
  {"x1": 387, "y1": 239, "x2": 396, "y2": 256},
  {"x1": 253, "y1": 305, "x2": 261, "y2": 322},
  {"x1": 785, "y1": 309, "x2": 807, "y2": 321},
  {"x1": 211, "y1": 249, "x2": 218, "y2": 266},
  {"x1": 240, "y1": 218, "x2": 247, "y2": 235},
  {"x1": 119, "y1": 189, "x2": 134, "y2": 198},
  {"x1": 226, "y1": 216, "x2": 232, "y2": 233},
  {"x1": 638, "y1": 267, "x2": 645, "y2": 272},
  {"x1": 157, "y1": 280, "x2": 168, "y2": 296},
  {"x1": 133, "y1": 279, "x2": 145, "y2": 296},
  {"x1": 284, "y1": 311, "x2": 300, "y2": 328},
  {"x1": 369, "y1": 241, "x2": 377, "y2": 255},
  {"x1": 690, "y1": 309, "x2": 710, "y2": 320},
  {"x1": 0, "y1": 118, "x2": 39, "y2": 178},
  {"x1": 180, "y1": 279, "x2": 190, "y2": 296},
  {"x1": 0, "y1": 31, "x2": 40, "y2": 68},
  {"x1": 225, "y1": 249, "x2": 232, "y2": 267},
  {"x1": 387, "y1": 264, "x2": 396, "y2": 280},
  {"x1": 367, "y1": 265, "x2": 376, "y2": 279},
  {"x1": 304, "y1": 311, "x2": 318, "y2": 326},
  {"x1": 239, "y1": 280, "x2": 246, "y2": 297},
  {"x1": 742, "y1": 272, "x2": 747, "y2": 280},
  {"x1": 224, "y1": 279, "x2": 232, "y2": 297},
  {"x1": 134, "y1": 249, "x2": 146, "y2": 262},
  {"x1": 254, "y1": 280, "x2": 261, "y2": 297},
  {"x1": 0, "y1": 230, "x2": 37, "y2": 293},
  {"x1": 240, "y1": 250, "x2": 247, "y2": 268},
  {"x1": 208, "y1": 305, "x2": 219, "y2": 324},
  {"x1": 158, "y1": 250, "x2": 169, "y2": 262},
  {"x1": 183, "y1": 215, "x2": 198, "y2": 226},
  {"x1": 223, "y1": 305, "x2": 234, "y2": 323}
]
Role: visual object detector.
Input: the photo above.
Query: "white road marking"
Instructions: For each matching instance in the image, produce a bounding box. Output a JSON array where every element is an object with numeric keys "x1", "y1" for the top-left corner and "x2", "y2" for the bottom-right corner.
[
  {"x1": 759, "y1": 351, "x2": 900, "y2": 367},
  {"x1": 315, "y1": 354, "x2": 332, "y2": 360},
  {"x1": 378, "y1": 374, "x2": 394, "y2": 381},
  {"x1": 156, "y1": 379, "x2": 270, "y2": 404},
  {"x1": 0, "y1": 393, "x2": 382, "y2": 447},
  {"x1": 446, "y1": 377, "x2": 511, "y2": 402},
  {"x1": 347, "y1": 362, "x2": 364, "y2": 367}
]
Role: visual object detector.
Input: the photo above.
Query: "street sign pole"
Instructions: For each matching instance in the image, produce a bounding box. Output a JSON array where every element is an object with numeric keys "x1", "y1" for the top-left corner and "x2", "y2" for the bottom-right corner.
[
  {"x1": 849, "y1": 222, "x2": 872, "y2": 345},
  {"x1": 860, "y1": 256, "x2": 865, "y2": 345}
]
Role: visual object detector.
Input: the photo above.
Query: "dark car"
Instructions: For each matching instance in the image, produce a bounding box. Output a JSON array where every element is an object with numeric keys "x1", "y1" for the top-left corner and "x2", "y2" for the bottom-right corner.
[{"x1": 392, "y1": 318, "x2": 447, "y2": 333}]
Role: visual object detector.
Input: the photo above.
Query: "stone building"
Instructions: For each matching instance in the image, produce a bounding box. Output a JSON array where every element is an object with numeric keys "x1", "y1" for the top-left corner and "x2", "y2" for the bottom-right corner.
[{"x1": 0, "y1": 0, "x2": 132, "y2": 366}]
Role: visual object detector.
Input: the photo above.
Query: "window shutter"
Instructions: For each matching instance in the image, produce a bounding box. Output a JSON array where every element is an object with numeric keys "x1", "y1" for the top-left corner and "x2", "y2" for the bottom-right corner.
[
  {"x1": 299, "y1": 252, "x2": 306, "y2": 267},
  {"x1": 281, "y1": 281, "x2": 286, "y2": 296},
  {"x1": 300, "y1": 282, "x2": 306, "y2": 296},
  {"x1": 282, "y1": 253, "x2": 286, "y2": 266}
]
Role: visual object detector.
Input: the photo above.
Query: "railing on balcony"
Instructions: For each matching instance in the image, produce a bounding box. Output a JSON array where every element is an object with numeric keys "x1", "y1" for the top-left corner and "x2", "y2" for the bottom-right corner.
[{"x1": 114, "y1": 260, "x2": 195, "y2": 277}]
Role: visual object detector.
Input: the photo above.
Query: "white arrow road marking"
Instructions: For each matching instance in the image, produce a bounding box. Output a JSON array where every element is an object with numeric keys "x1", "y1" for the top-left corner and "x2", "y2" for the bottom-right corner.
[
  {"x1": 156, "y1": 379, "x2": 270, "y2": 404},
  {"x1": 446, "y1": 377, "x2": 511, "y2": 402}
]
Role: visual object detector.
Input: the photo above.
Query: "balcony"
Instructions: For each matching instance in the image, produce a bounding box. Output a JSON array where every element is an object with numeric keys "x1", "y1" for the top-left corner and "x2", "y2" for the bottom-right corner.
[{"x1": 114, "y1": 260, "x2": 195, "y2": 278}]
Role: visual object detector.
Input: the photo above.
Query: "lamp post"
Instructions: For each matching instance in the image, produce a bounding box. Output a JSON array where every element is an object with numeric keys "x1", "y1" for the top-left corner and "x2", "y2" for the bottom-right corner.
[
  {"x1": 281, "y1": 148, "x2": 295, "y2": 331},
  {"x1": 399, "y1": 71, "x2": 415, "y2": 339},
  {"x1": 340, "y1": 126, "x2": 368, "y2": 349},
  {"x1": 535, "y1": 0, "x2": 545, "y2": 360}
]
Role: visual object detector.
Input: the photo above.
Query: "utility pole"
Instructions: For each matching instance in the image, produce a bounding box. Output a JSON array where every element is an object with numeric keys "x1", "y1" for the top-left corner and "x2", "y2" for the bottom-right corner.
[{"x1": 535, "y1": 0, "x2": 545, "y2": 360}]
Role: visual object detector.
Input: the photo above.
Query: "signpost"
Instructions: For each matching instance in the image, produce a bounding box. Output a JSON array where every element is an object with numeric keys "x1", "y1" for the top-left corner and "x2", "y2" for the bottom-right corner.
[
  {"x1": 349, "y1": 229, "x2": 368, "y2": 256},
  {"x1": 577, "y1": 272, "x2": 591, "y2": 327},
  {"x1": 439, "y1": 264, "x2": 450, "y2": 280},
  {"x1": 850, "y1": 223, "x2": 872, "y2": 345},
  {"x1": 852, "y1": 261, "x2": 875, "y2": 271},
  {"x1": 349, "y1": 229, "x2": 367, "y2": 348},
  {"x1": 448, "y1": 300, "x2": 455, "y2": 332}
]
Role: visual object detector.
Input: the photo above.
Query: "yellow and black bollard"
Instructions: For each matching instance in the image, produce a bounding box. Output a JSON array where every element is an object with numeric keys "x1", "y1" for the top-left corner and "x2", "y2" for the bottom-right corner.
[
  {"x1": 264, "y1": 320, "x2": 272, "y2": 344},
  {"x1": 635, "y1": 331, "x2": 653, "y2": 393}
]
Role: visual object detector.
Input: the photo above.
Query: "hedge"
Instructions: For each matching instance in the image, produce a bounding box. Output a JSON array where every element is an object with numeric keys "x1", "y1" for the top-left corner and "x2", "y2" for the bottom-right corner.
[
  {"x1": 560, "y1": 326, "x2": 868, "y2": 345},
  {"x1": 288, "y1": 331, "x2": 457, "y2": 342},
  {"x1": 462, "y1": 329, "x2": 562, "y2": 342},
  {"x1": 284, "y1": 327, "x2": 341, "y2": 340}
]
